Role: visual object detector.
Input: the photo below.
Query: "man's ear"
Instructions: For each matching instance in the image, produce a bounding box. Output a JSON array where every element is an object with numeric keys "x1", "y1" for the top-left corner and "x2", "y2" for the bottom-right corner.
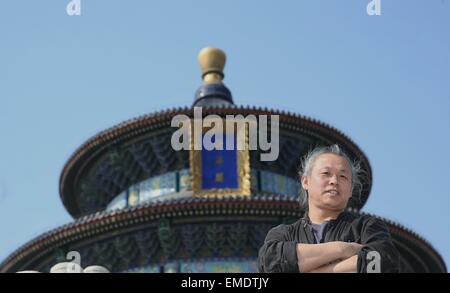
[{"x1": 301, "y1": 176, "x2": 309, "y2": 191}]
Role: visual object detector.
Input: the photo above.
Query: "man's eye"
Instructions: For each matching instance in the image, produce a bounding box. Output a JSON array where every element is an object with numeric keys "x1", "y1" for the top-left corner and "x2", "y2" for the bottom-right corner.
[{"x1": 340, "y1": 175, "x2": 348, "y2": 180}]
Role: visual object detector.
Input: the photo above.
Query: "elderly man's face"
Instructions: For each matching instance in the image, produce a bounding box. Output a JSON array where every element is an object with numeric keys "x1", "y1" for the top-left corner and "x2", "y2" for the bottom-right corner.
[{"x1": 302, "y1": 153, "x2": 352, "y2": 212}]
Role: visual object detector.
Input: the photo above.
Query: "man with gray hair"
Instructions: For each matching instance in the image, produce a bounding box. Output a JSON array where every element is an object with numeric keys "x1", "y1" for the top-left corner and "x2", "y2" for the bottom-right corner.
[{"x1": 258, "y1": 144, "x2": 400, "y2": 273}]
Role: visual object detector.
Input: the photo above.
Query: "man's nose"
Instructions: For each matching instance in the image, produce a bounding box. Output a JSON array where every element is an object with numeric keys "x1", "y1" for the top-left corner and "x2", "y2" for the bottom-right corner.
[{"x1": 329, "y1": 175, "x2": 338, "y2": 184}]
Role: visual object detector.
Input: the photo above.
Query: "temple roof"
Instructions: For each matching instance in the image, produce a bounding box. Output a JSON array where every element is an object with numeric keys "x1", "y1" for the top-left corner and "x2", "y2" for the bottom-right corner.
[
  {"x1": 59, "y1": 47, "x2": 373, "y2": 218},
  {"x1": 59, "y1": 106, "x2": 373, "y2": 218}
]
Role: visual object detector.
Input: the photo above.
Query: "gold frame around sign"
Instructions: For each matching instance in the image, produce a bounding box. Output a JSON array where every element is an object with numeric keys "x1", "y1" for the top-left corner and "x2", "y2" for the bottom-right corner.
[{"x1": 190, "y1": 119, "x2": 250, "y2": 198}]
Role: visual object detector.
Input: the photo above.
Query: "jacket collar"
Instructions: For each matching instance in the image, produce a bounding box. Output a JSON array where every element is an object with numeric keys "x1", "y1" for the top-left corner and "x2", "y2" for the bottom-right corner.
[{"x1": 301, "y1": 210, "x2": 350, "y2": 225}]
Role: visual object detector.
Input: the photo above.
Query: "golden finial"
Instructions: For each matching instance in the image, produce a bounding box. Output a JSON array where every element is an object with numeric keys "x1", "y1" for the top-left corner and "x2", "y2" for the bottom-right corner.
[{"x1": 198, "y1": 47, "x2": 226, "y2": 84}]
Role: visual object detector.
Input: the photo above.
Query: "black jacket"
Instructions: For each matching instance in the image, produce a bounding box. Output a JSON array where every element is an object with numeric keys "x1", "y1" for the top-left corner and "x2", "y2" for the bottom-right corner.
[{"x1": 258, "y1": 211, "x2": 400, "y2": 273}]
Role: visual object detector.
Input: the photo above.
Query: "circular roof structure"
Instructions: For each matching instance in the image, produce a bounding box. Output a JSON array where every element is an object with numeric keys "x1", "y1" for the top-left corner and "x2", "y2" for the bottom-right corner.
[{"x1": 59, "y1": 106, "x2": 373, "y2": 218}]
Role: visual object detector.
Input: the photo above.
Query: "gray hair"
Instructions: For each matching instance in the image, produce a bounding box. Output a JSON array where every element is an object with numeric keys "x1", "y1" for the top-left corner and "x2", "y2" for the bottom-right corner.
[{"x1": 298, "y1": 144, "x2": 365, "y2": 210}]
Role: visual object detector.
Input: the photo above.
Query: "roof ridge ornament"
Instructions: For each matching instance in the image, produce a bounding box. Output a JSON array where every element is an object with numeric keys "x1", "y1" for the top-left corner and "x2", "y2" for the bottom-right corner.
[
  {"x1": 198, "y1": 47, "x2": 226, "y2": 84},
  {"x1": 193, "y1": 47, "x2": 234, "y2": 107}
]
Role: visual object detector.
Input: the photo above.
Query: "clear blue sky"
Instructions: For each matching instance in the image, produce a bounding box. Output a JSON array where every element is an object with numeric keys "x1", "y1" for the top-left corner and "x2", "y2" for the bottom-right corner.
[{"x1": 1, "y1": 0, "x2": 449, "y2": 270}]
